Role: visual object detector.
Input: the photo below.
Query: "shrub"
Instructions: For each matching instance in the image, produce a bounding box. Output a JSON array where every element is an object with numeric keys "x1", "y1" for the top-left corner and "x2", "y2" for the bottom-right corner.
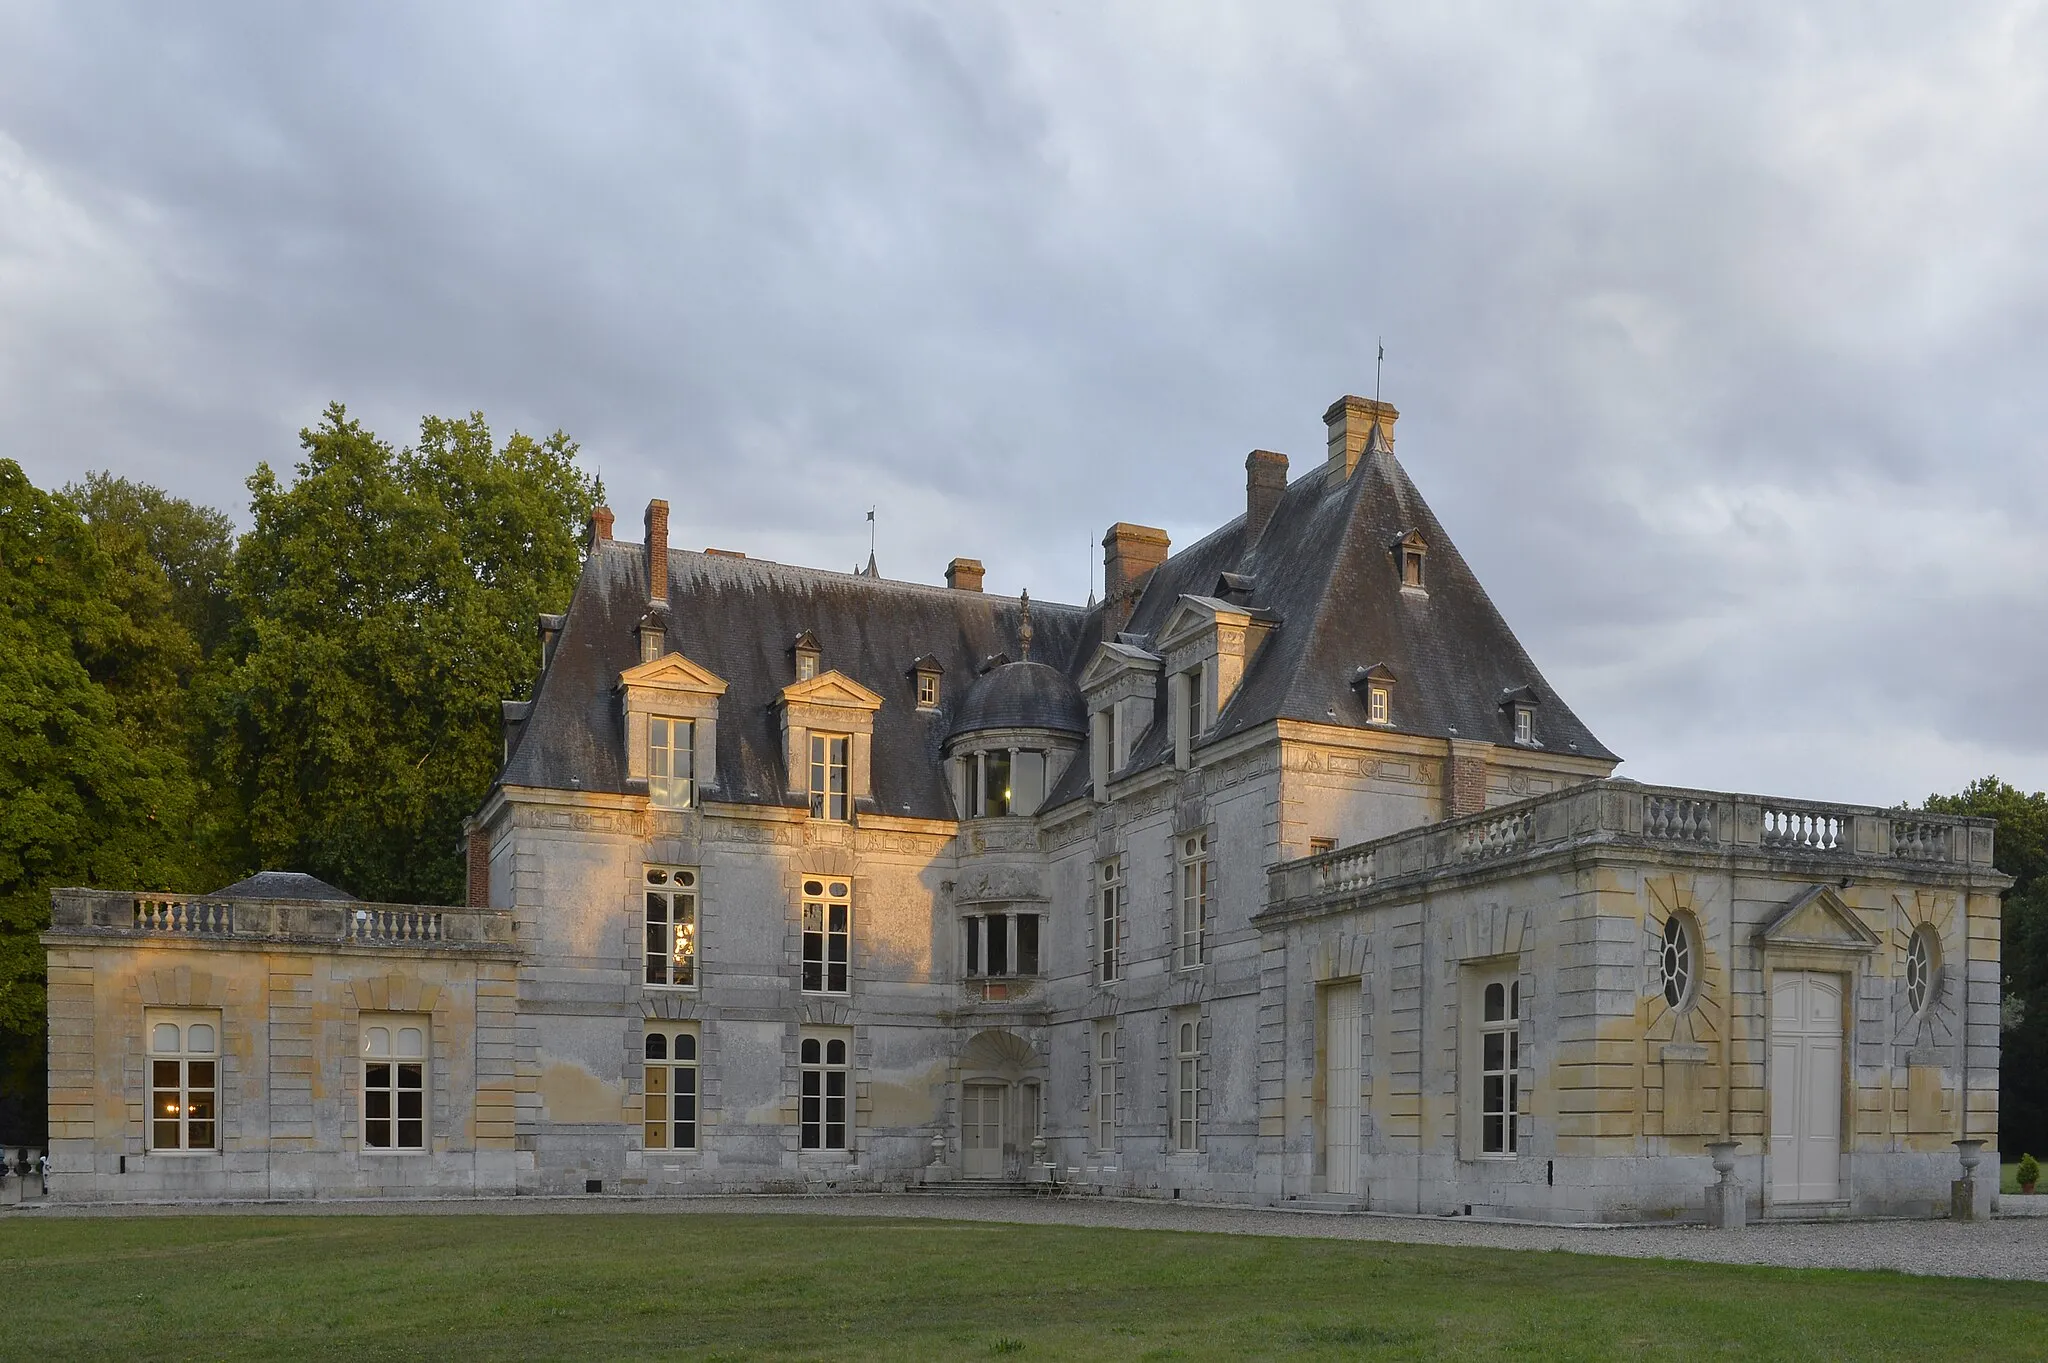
[{"x1": 2018, "y1": 1153, "x2": 2040, "y2": 1189}]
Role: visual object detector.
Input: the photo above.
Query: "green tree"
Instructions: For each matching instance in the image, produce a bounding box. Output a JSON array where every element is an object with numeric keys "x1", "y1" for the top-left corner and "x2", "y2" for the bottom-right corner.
[
  {"x1": 214, "y1": 404, "x2": 595, "y2": 904},
  {"x1": 1925, "y1": 776, "x2": 2048, "y2": 1156}
]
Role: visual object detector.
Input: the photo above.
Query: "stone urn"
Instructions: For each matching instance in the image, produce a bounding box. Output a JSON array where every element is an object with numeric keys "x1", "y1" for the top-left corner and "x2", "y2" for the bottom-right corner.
[
  {"x1": 1954, "y1": 1138, "x2": 1986, "y2": 1177},
  {"x1": 1706, "y1": 1140, "x2": 1740, "y2": 1185}
]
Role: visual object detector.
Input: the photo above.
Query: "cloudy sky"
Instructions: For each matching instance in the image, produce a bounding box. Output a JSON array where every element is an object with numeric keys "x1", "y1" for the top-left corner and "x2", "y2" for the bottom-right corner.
[{"x1": 3, "y1": 2, "x2": 2043, "y2": 804}]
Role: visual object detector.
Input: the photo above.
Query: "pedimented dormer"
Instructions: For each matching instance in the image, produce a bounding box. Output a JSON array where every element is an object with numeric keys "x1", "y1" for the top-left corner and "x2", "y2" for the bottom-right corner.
[
  {"x1": 618, "y1": 653, "x2": 730, "y2": 808},
  {"x1": 1157, "y1": 594, "x2": 1277, "y2": 768},
  {"x1": 775, "y1": 670, "x2": 884, "y2": 820},
  {"x1": 1079, "y1": 641, "x2": 1161, "y2": 797}
]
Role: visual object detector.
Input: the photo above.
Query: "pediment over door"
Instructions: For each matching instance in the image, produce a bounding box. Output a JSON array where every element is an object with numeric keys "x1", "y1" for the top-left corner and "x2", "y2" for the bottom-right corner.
[{"x1": 1754, "y1": 885, "x2": 1882, "y2": 954}]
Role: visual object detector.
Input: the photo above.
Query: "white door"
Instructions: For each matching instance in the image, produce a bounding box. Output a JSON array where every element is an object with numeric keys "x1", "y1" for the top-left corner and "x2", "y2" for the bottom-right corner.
[
  {"x1": 962, "y1": 1083, "x2": 1006, "y2": 1179},
  {"x1": 1324, "y1": 982, "x2": 1362, "y2": 1197},
  {"x1": 1770, "y1": 972, "x2": 1843, "y2": 1202}
]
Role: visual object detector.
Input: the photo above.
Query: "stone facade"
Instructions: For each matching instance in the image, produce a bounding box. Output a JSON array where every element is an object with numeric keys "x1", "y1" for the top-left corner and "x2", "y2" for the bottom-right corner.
[{"x1": 41, "y1": 394, "x2": 2009, "y2": 1216}]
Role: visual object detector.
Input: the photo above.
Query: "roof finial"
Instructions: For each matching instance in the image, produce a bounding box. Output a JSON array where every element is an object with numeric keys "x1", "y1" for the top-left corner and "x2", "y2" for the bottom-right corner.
[{"x1": 1018, "y1": 588, "x2": 1033, "y2": 661}]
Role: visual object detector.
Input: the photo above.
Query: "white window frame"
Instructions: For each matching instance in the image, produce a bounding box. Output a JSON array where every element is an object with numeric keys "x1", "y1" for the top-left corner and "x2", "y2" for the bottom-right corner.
[
  {"x1": 147, "y1": 1009, "x2": 219, "y2": 1153},
  {"x1": 1176, "y1": 833, "x2": 1211, "y2": 970},
  {"x1": 1906, "y1": 924, "x2": 1939, "y2": 1016},
  {"x1": 361, "y1": 1015, "x2": 429, "y2": 1152},
  {"x1": 1185, "y1": 662, "x2": 1205, "y2": 741},
  {"x1": 643, "y1": 1024, "x2": 699, "y2": 1151},
  {"x1": 1367, "y1": 686, "x2": 1390, "y2": 725},
  {"x1": 1660, "y1": 913, "x2": 1695, "y2": 1011},
  {"x1": 1174, "y1": 1018, "x2": 1201, "y2": 1152},
  {"x1": 1094, "y1": 1029, "x2": 1117, "y2": 1152},
  {"x1": 917, "y1": 671, "x2": 940, "y2": 708},
  {"x1": 799, "y1": 1029, "x2": 851, "y2": 1151},
  {"x1": 801, "y1": 876, "x2": 852, "y2": 995},
  {"x1": 963, "y1": 910, "x2": 1042, "y2": 978},
  {"x1": 649, "y1": 717, "x2": 695, "y2": 809},
  {"x1": 809, "y1": 732, "x2": 851, "y2": 821},
  {"x1": 795, "y1": 648, "x2": 820, "y2": 682},
  {"x1": 1513, "y1": 706, "x2": 1533, "y2": 746},
  {"x1": 1479, "y1": 980, "x2": 1521, "y2": 1157},
  {"x1": 644, "y1": 865, "x2": 698, "y2": 988},
  {"x1": 1097, "y1": 859, "x2": 1124, "y2": 984}
]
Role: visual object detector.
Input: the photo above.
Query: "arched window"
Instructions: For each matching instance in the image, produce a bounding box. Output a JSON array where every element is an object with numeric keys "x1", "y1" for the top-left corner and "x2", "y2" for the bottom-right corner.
[
  {"x1": 1906, "y1": 925, "x2": 1940, "y2": 1015},
  {"x1": 1660, "y1": 913, "x2": 1696, "y2": 1011}
]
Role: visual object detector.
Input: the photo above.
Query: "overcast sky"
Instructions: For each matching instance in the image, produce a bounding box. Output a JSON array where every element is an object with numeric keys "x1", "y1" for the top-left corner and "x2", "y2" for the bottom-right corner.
[{"x1": 3, "y1": 2, "x2": 2043, "y2": 805}]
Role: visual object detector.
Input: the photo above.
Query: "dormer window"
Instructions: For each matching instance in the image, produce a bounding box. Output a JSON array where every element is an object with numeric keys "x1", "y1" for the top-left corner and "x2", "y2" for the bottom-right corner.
[
  {"x1": 1514, "y1": 707, "x2": 1533, "y2": 745},
  {"x1": 1352, "y1": 663, "x2": 1396, "y2": 727},
  {"x1": 1500, "y1": 685, "x2": 1540, "y2": 747},
  {"x1": 1369, "y1": 687, "x2": 1390, "y2": 724},
  {"x1": 638, "y1": 614, "x2": 666, "y2": 664},
  {"x1": 1394, "y1": 530, "x2": 1428, "y2": 591},
  {"x1": 792, "y1": 630, "x2": 822, "y2": 682},
  {"x1": 909, "y1": 655, "x2": 944, "y2": 711}
]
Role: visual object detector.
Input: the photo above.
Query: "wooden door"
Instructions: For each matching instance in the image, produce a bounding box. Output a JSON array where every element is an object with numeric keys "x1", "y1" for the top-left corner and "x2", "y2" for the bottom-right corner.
[
  {"x1": 962, "y1": 1083, "x2": 1006, "y2": 1179},
  {"x1": 1324, "y1": 982, "x2": 1362, "y2": 1196},
  {"x1": 1770, "y1": 971, "x2": 1843, "y2": 1202}
]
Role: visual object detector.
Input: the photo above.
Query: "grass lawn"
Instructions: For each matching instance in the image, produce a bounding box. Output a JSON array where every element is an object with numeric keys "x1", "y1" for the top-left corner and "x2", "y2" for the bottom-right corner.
[{"x1": 6, "y1": 1213, "x2": 2047, "y2": 1362}]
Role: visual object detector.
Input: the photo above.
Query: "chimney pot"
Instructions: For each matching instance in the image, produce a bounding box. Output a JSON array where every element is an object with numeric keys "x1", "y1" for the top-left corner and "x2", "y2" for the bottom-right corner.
[
  {"x1": 644, "y1": 500, "x2": 669, "y2": 604},
  {"x1": 1323, "y1": 396, "x2": 1398, "y2": 477},
  {"x1": 1245, "y1": 450, "x2": 1288, "y2": 544},
  {"x1": 945, "y1": 557, "x2": 985, "y2": 592}
]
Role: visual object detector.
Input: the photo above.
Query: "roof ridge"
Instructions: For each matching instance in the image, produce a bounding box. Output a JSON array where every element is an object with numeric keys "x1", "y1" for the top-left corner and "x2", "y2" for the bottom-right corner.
[{"x1": 598, "y1": 539, "x2": 1088, "y2": 613}]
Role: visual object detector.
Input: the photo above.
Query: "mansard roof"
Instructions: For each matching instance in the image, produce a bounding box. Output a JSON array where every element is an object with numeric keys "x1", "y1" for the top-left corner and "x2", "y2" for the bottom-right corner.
[
  {"x1": 496, "y1": 418, "x2": 1613, "y2": 820},
  {"x1": 500, "y1": 544, "x2": 1091, "y2": 818}
]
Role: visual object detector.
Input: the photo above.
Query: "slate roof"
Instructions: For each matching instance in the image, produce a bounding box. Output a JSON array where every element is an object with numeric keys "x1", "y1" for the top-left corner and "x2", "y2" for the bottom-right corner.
[
  {"x1": 209, "y1": 871, "x2": 357, "y2": 902},
  {"x1": 496, "y1": 432, "x2": 1615, "y2": 821},
  {"x1": 950, "y1": 661, "x2": 1087, "y2": 739}
]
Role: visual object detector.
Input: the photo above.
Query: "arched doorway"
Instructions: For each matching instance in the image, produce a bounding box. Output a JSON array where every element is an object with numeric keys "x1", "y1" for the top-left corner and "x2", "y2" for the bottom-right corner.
[{"x1": 958, "y1": 1029, "x2": 1041, "y2": 1180}]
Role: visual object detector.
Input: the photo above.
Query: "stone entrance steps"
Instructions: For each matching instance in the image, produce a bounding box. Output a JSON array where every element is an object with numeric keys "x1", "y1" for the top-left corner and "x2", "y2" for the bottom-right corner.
[{"x1": 909, "y1": 1179, "x2": 1044, "y2": 1198}]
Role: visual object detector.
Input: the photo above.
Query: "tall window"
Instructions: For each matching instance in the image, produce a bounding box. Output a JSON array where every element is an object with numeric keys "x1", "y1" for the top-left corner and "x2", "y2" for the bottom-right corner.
[
  {"x1": 148, "y1": 1011, "x2": 217, "y2": 1152},
  {"x1": 809, "y1": 734, "x2": 850, "y2": 820},
  {"x1": 644, "y1": 1027, "x2": 698, "y2": 1151},
  {"x1": 1481, "y1": 981, "x2": 1520, "y2": 1156},
  {"x1": 1659, "y1": 914, "x2": 1695, "y2": 1011},
  {"x1": 802, "y1": 877, "x2": 851, "y2": 994},
  {"x1": 1513, "y1": 707, "x2": 1533, "y2": 745},
  {"x1": 917, "y1": 671, "x2": 940, "y2": 707},
  {"x1": 1098, "y1": 859, "x2": 1124, "y2": 983},
  {"x1": 964, "y1": 912, "x2": 1041, "y2": 978},
  {"x1": 800, "y1": 1031, "x2": 850, "y2": 1151},
  {"x1": 1177, "y1": 833, "x2": 1211, "y2": 970},
  {"x1": 363, "y1": 1019, "x2": 427, "y2": 1151},
  {"x1": 1184, "y1": 663, "x2": 1204, "y2": 742},
  {"x1": 1907, "y1": 925, "x2": 1939, "y2": 1015},
  {"x1": 1367, "y1": 686, "x2": 1390, "y2": 724},
  {"x1": 649, "y1": 718, "x2": 694, "y2": 808},
  {"x1": 1094, "y1": 1030, "x2": 1117, "y2": 1151},
  {"x1": 1174, "y1": 1019, "x2": 1201, "y2": 1152},
  {"x1": 645, "y1": 866, "x2": 698, "y2": 987}
]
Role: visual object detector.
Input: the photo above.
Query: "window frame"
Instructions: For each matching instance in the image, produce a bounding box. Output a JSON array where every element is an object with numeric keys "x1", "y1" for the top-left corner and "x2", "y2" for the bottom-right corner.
[
  {"x1": 801, "y1": 876, "x2": 852, "y2": 995},
  {"x1": 808, "y1": 733, "x2": 851, "y2": 821},
  {"x1": 1367, "y1": 686, "x2": 1390, "y2": 725},
  {"x1": 644, "y1": 865, "x2": 699, "y2": 989},
  {"x1": 360, "y1": 1015, "x2": 429, "y2": 1153},
  {"x1": 799, "y1": 1030, "x2": 852, "y2": 1152},
  {"x1": 147, "y1": 1009, "x2": 219, "y2": 1154},
  {"x1": 648, "y1": 716, "x2": 695, "y2": 809},
  {"x1": 1906, "y1": 924, "x2": 1939, "y2": 1016},
  {"x1": 1094, "y1": 1029, "x2": 1117, "y2": 1153},
  {"x1": 643, "y1": 1025, "x2": 700, "y2": 1152},
  {"x1": 1513, "y1": 707, "x2": 1533, "y2": 745},
  {"x1": 1660, "y1": 913, "x2": 1696, "y2": 1012},
  {"x1": 963, "y1": 910, "x2": 1042, "y2": 979},
  {"x1": 1173, "y1": 1018, "x2": 1201, "y2": 1153},
  {"x1": 1097, "y1": 859, "x2": 1125, "y2": 984},
  {"x1": 1176, "y1": 833, "x2": 1211, "y2": 970},
  {"x1": 1478, "y1": 980, "x2": 1521, "y2": 1158}
]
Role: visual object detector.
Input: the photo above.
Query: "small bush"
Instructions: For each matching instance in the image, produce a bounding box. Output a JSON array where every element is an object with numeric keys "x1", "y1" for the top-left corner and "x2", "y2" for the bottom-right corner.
[{"x1": 2018, "y1": 1153, "x2": 2040, "y2": 1189}]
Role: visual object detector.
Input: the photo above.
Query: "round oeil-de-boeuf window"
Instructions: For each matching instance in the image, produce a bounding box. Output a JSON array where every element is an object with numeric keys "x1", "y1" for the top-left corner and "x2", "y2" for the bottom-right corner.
[
  {"x1": 1906, "y1": 925, "x2": 1939, "y2": 1015},
  {"x1": 1660, "y1": 913, "x2": 1695, "y2": 1010}
]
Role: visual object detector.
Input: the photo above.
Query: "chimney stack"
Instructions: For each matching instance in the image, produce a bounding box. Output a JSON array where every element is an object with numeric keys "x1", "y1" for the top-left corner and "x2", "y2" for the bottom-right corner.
[
  {"x1": 644, "y1": 500, "x2": 669, "y2": 604},
  {"x1": 1324, "y1": 395, "x2": 1399, "y2": 477},
  {"x1": 1245, "y1": 450, "x2": 1288, "y2": 545},
  {"x1": 1102, "y1": 522, "x2": 1170, "y2": 632},
  {"x1": 945, "y1": 557, "x2": 985, "y2": 592},
  {"x1": 587, "y1": 505, "x2": 615, "y2": 549}
]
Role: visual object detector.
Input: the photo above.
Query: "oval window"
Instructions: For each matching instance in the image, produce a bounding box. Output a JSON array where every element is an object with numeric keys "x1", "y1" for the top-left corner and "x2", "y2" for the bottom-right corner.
[
  {"x1": 1906, "y1": 925, "x2": 1939, "y2": 1015},
  {"x1": 1660, "y1": 914, "x2": 1695, "y2": 1010}
]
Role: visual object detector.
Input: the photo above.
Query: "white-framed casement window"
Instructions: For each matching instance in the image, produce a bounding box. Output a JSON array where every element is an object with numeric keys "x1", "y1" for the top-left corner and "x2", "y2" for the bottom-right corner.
[
  {"x1": 147, "y1": 1010, "x2": 218, "y2": 1152},
  {"x1": 802, "y1": 876, "x2": 851, "y2": 994},
  {"x1": 964, "y1": 911, "x2": 1041, "y2": 978},
  {"x1": 1094, "y1": 1029, "x2": 1117, "y2": 1152},
  {"x1": 1176, "y1": 833, "x2": 1211, "y2": 970},
  {"x1": 799, "y1": 1029, "x2": 851, "y2": 1151},
  {"x1": 643, "y1": 1025, "x2": 699, "y2": 1151},
  {"x1": 917, "y1": 671, "x2": 940, "y2": 708},
  {"x1": 1097, "y1": 859, "x2": 1125, "y2": 984},
  {"x1": 1480, "y1": 980, "x2": 1521, "y2": 1156},
  {"x1": 1512, "y1": 707, "x2": 1533, "y2": 746},
  {"x1": 809, "y1": 733, "x2": 850, "y2": 821},
  {"x1": 1184, "y1": 662, "x2": 1205, "y2": 741},
  {"x1": 362, "y1": 1017, "x2": 428, "y2": 1151},
  {"x1": 649, "y1": 717, "x2": 695, "y2": 808},
  {"x1": 1173, "y1": 1017, "x2": 1201, "y2": 1152},
  {"x1": 644, "y1": 865, "x2": 698, "y2": 988},
  {"x1": 1367, "y1": 686, "x2": 1390, "y2": 725}
]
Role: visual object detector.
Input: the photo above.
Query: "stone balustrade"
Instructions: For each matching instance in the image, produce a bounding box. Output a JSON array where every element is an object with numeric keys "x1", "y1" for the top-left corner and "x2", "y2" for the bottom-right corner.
[
  {"x1": 1268, "y1": 778, "x2": 1997, "y2": 914},
  {"x1": 49, "y1": 889, "x2": 517, "y2": 951}
]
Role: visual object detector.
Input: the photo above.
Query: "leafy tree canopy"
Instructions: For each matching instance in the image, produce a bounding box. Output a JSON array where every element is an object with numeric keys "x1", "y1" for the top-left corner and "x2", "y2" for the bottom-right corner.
[{"x1": 214, "y1": 404, "x2": 596, "y2": 904}]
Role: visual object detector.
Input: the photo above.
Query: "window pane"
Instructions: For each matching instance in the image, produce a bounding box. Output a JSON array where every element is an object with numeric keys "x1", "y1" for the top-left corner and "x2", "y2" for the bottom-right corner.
[
  {"x1": 1013, "y1": 751, "x2": 1045, "y2": 816},
  {"x1": 965, "y1": 917, "x2": 981, "y2": 976},
  {"x1": 155, "y1": 1120, "x2": 180, "y2": 1149},
  {"x1": 1484, "y1": 983, "x2": 1505, "y2": 1022},
  {"x1": 801, "y1": 1038, "x2": 820, "y2": 1064},
  {"x1": 676, "y1": 1033, "x2": 696, "y2": 1061},
  {"x1": 1483, "y1": 1032, "x2": 1504, "y2": 1071},
  {"x1": 154, "y1": 1059, "x2": 181, "y2": 1088},
  {"x1": 826, "y1": 1038, "x2": 846, "y2": 1065},
  {"x1": 366, "y1": 1026, "x2": 390, "y2": 1056},
  {"x1": 152, "y1": 1022, "x2": 180, "y2": 1053},
  {"x1": 985, "y1": 750, "x2": 1011, "y2": 816},
  {"x1": 987, "y1": 914, "x2": 1009, "y2": 976},
  {"x1": 186, "y1": 1024, "x2": 215, "y2": 1053},
  {"x1": 187, "y1": 1120, "x2": 214, "y2": 1150},
  {"x1": 366, "y1": 1090, "x2": 392, "y2": 1121},
  {"x1": 1017, "y1": 915, "x2": 1040, "y2": 975},
  {"x1": 187, "y1": 1060, "x2": 214, "y2": 1088},
  {"x1": 397, "y1": 1028, "x2": 424, "y2": 1058}
]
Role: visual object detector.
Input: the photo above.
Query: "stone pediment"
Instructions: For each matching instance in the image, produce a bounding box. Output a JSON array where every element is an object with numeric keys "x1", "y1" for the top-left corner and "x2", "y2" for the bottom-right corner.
[
  {"x1": 1079, "y1": 641, "x2": 1162, "y2": 693},
  {"x1": 777, "y1": 670, "x2": 883, "y2": 712},
  {"x1": 1754, "y1": 885, "x2": 1881, "y2": 952},
  {"x1": 618, "y1": 652, "x2": 729, "y2": 696}
]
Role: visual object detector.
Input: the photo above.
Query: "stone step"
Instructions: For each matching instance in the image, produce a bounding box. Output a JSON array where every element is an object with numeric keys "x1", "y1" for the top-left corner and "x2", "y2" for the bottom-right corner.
[{"x1": 909, "y1": 1180, "x2": 1044, "y2": 1197}]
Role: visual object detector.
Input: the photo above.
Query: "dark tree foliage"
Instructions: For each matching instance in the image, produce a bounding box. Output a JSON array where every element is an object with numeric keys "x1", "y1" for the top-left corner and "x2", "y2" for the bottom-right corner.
[
  {"x1": 1925, "y1": 777, "x2": 2048, "y2": 1157},
  {"x1": 212, "y1": 405, "x2": 596, "y2": 904}
]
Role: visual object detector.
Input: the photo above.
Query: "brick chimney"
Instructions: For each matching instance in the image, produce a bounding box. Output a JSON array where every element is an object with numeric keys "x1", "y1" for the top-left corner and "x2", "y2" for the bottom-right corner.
[
  {"x1": 1245, "y1": 450, "x2": 1288, "y2": 545},
  {"x1": 1102, "y1": 522, "x2": 1169, "y2": 632},
  {"x1": 587, "y1": 505, "x2": 615, "y2": 549},
  {"x1": 946, "y1": 558, "x2": 985, "y2": 592},
  {"x1": 464, "y1": 823, "x2": 491, "y2": 908},
  {"x1": 644, "y1": 500, "x2": 669, "y2": 604},
  {"x1": 1324, "y1": 396, "x2": 1399, "y2": 477}
]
